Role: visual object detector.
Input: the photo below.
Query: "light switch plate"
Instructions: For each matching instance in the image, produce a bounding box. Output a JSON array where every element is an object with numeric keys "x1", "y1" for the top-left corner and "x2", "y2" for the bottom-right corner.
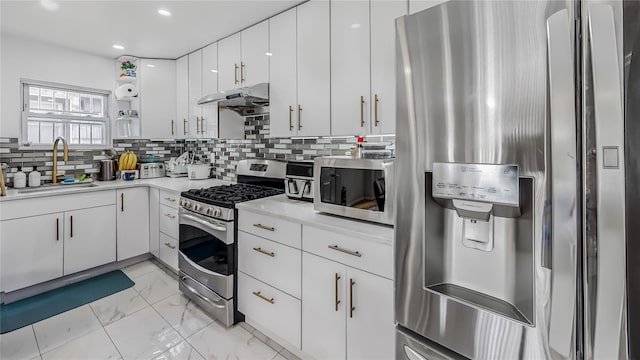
[{"x1": 603, "y1": 146, "x2": 620, "y2": 169}]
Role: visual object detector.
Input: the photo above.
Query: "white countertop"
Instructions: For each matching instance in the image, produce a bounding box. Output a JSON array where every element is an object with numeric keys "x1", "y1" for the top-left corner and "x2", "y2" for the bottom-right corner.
[
  {"x1": 235, "y1": 194, "x2": 394, "y2": 245},
  {"x1": 0, "y1": 177, "x2": 232, "y2": 201}
]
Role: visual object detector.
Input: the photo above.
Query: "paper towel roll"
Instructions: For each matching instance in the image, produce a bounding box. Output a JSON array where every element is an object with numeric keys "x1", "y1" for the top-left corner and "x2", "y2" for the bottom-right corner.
[{"x1": 115, "y1": 83, "x2": 138, "y2": 99}]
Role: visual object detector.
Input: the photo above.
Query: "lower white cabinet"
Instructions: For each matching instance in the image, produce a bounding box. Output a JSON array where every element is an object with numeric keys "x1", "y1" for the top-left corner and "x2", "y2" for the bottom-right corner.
[
  {"x1": 0, "y1": 213, "x2": 64, "y2": 292},
  {"x1": 117, "y1": 188, "x2": 150, "y2": 260},
  {"x1": 153, "y1": 189, "x2": 180, "y2": 272},
  {"x1": 302, "y1": 252, "x2": 394, "y2": 360},
  {"x1": 159, "y1": 232, "x2": 178, "y2": 272},
  {"x1": 63, "y1": 205, "x2": 117, "y2": 274}
]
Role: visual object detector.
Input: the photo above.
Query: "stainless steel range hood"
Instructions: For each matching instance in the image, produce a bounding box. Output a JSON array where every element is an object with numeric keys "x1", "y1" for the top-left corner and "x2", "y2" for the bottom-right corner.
[{"x1": 197, "y1": 83, "x2": 269, "y2": 112}]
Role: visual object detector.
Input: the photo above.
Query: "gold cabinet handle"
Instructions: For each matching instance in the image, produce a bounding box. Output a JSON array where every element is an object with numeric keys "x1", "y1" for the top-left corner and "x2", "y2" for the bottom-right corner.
[
  {"x1": 183, "y1": 119, "x2": 188, "y2": 135},
  {"x1": 328, "y1": 245, "x2": 362, "y2": 257},
  {"x1": 349, "y1": 278, "x2": 355, "y2": 318},
  {"x1": 298, "y1": 105, "x2": 302, "y2": 130},
  {"x1": 234, "y1": 63, "x2": 239, "y2": 84},
  {"x1": 253, "y1": 223, "x2": 275, "y2": 232},
  {"x1": 171, "y1": 120, "x2": 175, "y2": 135},
  {"x1": 70, "y1": 215, "x2": 74, "y2": 238},
  {"x1": 56, "y1": 218, "x2": 60, "y2": 241},
  {"x1": 253, "y1": 291, "x2": 274, "y2": 304},
  {"x1": 164, "y1": 197, "x2": 176, "y2": 202},
  {"x1": 360, "y1": 96, "x2": 365, "y2": 127},
  {"x1": 335, "y1": 273, "x2": 341, "y2": 311},
  {"x1": 253, "y1": 247, "x2": 275, "y2": 257},
  {"x1": 121, "y1": 193, "x2": 124, "y2": 212},
  {"x1": 241, "y1": 62, "x2": 246, "y2": 83},
  {"x1": 289, "y1": 105, "x2": 294, "y2": 131},
  {"x1": 165, "y1": 213, "x2": 176, "y2": 219},
  {"x1": 374, "y1": 94, "x2": 379, "y2": 127},
  {"x1": 164, "y1": 242, "x2": 176, "y2": 249}
]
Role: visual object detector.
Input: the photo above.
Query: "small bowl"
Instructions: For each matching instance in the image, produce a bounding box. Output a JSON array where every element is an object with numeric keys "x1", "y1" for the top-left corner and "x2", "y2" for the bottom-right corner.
[{"x1": 121, "y1": 170, "x2": 137, "y2": 181}]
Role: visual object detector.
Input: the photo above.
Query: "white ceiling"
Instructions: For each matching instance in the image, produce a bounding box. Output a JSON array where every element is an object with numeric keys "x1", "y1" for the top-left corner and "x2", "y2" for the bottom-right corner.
[{"x1": 0, "y1": 0, "x2": 306, "y2": 59}]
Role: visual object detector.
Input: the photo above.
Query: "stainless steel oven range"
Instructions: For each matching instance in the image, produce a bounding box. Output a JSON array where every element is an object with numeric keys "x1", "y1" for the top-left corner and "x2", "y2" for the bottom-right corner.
[{"x1": 178, "y1": 159, "x2": 285, "y2": 326}]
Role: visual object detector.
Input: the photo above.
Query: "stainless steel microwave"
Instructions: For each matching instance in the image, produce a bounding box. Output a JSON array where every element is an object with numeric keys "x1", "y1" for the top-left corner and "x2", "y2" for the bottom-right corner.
[{"x1": 313, "y1": 157, "x2": 394, "y2": 225}]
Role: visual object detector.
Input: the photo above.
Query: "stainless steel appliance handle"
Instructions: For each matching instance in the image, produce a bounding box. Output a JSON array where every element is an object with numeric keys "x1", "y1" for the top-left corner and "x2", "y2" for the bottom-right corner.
[
  {"x1": 546, "y1": 9, "x2": 578, "y2": 357},
  {"x1": 588, "y1": 4, "x2": 627, "y2": 359},
  {"x1": 180, "y1": 276, "x2": 226, "y2": 309},
  {"x1": 179, "y1": 210, "x2": 228, "y2": 232}
]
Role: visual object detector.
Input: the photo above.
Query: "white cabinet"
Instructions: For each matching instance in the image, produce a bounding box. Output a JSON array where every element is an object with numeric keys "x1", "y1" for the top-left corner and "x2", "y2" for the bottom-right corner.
[
  {"x1": 331, "y1": 0, "x2": 371, "y2": 136},
  {"x1": 370, "y1": 0, "x2": 407, "y2": 134},
  {"x1": 302, "y1": 252, "x2": 394, "y2": 360},
  {"x1": 117, "y1": 187, "x2": 149, "y2": 260},
  {"x1": 0, "y1": 213, "x2": 63, "y2": 292},
  {"x1": 154, "y1": 189, "x2": 180, "y2": 272},
  {"x1": 188, "y1": 50, "x2": 203, "y2": 138},
  {"x1": 64, "y1": 205, "x2": 116, "y2": 274},
  {"x1": 270, "y1": 1, "x2": 331, "y2": 138},
  {"x1": 241, "y1": 20, "x2": 270, "y2": 86},
  {"x1": 149, "y1": 188, "x2": 160, "y2": 258},
  {"x1": 201, "y1": 42, "x2": 219, "y2": 138},
  {"x1": 140, "y1": 59, "x2": 177, "y2": 138},
  {"x1": 218, "y1": 33, "x2": 242, "y2": 91},
  {"x1": 409, "y1": 0, "x2": 447, "y2": 14},
  {"x1": 218, "y1": 23, "x2": 269, "y2": 91},
  {"x1": 159, "y1": 232, "x2": 178, "y2": 272},
  {"x1": 176, "y1": 55, "x2": 189, "y2": 137}
]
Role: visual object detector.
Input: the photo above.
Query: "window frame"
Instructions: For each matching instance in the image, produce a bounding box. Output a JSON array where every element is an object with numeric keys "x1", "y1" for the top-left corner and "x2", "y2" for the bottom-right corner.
[{"x1": 20, "y1": 79, "x2": 113, "y2": 149}]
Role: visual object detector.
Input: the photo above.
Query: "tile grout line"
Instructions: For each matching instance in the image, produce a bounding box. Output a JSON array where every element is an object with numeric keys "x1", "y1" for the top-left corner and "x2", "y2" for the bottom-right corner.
[
  {"x1": 87, "y1": 304, "x2": 125, "y2": 360},
  {"x1": 30, "y1": 325, "x2": 43, "y2": 359}
]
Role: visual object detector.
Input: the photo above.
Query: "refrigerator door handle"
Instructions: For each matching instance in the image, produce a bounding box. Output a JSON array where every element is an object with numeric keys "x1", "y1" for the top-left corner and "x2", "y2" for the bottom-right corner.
[
  {"x1": 546, "y1": 9, "x2": 578, "y2": 358},
  {"x1": 588, "y1": 4, "x2": 627, "y2": 359}
]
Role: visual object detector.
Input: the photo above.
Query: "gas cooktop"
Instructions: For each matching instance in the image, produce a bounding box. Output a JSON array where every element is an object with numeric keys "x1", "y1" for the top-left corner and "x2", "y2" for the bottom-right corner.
[{"x1": 181, "y1": 183, "x2": 284, "y2": 209}]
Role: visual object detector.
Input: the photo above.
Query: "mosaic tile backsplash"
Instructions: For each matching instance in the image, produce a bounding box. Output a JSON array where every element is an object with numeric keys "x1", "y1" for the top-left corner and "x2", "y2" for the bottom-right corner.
[{"x1": 0, "y1": 114, "x2": 394, "y2": 184}]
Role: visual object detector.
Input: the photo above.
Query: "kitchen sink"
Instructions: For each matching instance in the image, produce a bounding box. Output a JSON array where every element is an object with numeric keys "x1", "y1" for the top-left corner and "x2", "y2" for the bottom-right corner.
[{"x1": 17, "y1": 182, "x2": 98, "y2": 194}]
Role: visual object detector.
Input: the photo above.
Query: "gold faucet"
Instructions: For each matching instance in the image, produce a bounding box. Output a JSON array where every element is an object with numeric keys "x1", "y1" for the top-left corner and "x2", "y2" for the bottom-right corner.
[{"x1": 52, "y1": 137, "x2": 68, "y2": 184}]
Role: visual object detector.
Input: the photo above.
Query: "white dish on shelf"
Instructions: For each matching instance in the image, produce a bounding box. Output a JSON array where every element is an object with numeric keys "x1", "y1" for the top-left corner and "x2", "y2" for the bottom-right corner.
[{"x1": 117, "y1": 76, "x2": 137, "y2": 83}]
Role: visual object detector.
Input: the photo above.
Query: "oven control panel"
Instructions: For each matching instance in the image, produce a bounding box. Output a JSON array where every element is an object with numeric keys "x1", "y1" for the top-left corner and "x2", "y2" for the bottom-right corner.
[{"x1": 180, "y1": 198, "x2": 233, "y2": 221}]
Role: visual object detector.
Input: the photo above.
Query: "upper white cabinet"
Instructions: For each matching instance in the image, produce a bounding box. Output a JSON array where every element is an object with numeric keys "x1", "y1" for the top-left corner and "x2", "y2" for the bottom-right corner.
[
  {"x1": 201, "y1": 42, "x2": 219, "y2": 138},
  {"x1": 64, "y1": 205, "x2": 116, "y2": 274},
  {"x1": 176, "y1": 55, "x2": 189, "y2": 137},
  {"x1": 188, "y1": 49, "x2": 203, "y2": 138},
  {"x1": 218, "y1": 22, "x2": 269, "y2": 91},
  {"x1": 140, "y1": 59, "x2": 177, "y2": 138},
  {"x1": 117, "y1": 187, "x2": 150, "y2": 260},
  {"x1": 218, "y1": 33, "x2": 242, "y2": 91},
  {"x1": 270, "y1": 1, "x2": 331, "y2": 138},
  {"x1": 331, "y1": 0, "x2": 371, "y2": 136},
  {"x1": 409, "y1": 0, "x2": 447, "y2": 14},
  {"x1": 370, "y1": 0, "x2": 407, "y2": 134}
]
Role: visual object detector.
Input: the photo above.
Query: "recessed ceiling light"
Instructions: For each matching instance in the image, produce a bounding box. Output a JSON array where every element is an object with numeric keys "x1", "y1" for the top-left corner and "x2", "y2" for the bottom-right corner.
[
  {"x1": 40, "y1": 0, "x2": 59, "y2": 11},
  {"x1": 112, "y1": 44, "x2": 125, "y2": 50},
  {"x1": 146, "y1": 64, "x2": 156, "y2": 68},
  {"x1": 265, "y1": 52, "x2": 273, "y2": 56},
  {"x1": 158, "y1": 9, "x2": 172, "y2": 16},
  {"x1": 351, "y1": 23, "x2": 361, "y2": 29},
  {"x1": 210, "y1": 69, "x2": 218, "y2": 73}
]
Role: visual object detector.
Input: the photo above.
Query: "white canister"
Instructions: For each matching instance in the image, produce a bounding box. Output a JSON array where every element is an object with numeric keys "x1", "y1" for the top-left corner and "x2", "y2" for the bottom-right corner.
[
  {"x1": 29, "y1": 167, "x2": 41, "y2": 187},
  {"x1": 13, "y1": 167, "x2": 26, "y2": 188},
  {"x1": 187, "y1": 164, "x2": 211, "y2": 180}
]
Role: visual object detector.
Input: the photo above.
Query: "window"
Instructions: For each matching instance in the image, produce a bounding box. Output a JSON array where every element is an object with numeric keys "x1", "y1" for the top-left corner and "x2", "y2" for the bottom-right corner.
[{"x1": 22, "y1": 80, "x2": 111, "y2": 146}]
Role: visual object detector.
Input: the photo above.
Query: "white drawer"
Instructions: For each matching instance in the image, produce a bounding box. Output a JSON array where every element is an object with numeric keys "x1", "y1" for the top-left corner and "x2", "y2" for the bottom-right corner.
[
  {"x1": 159, "y1": 232, "x2": 178, "y2": 272},
  {"x1": 159, "y1": 204, "x2": 179, "y2": 239},
  {"x1": 238, "y1": 271, "x2": 301, "y2": 349},
  {"x1": 238, "y1": 210, "x2": 301, "y2": 249},
  {"x1": 238, "y1": 231, "x2": 301, "y2": 298},
  {"x1": 159, "y1": 190, "x2": 180, "y2": 209},
  {"x1": 0, "y1": 190, "x2": 116, "y2": 221},
  {"x1": 302, "y1": 225, "x2": 393, "y2": 279}
]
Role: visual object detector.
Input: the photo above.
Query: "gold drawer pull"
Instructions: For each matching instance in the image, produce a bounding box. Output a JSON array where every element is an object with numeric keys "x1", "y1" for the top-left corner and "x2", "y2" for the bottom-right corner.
[
  {"x1": 164, "y1": 197, "x2": 176, "y2": 202},
  {"x1": 253, "y1": 247, "x2": 275, "y2": 257},
  {"x1": 165, "y1": 214, "x2": 176, "y2": 219},
  {"x1": 253, "y1": 291, "x2": 274, "y2": 304},
  {"x1": 335, "y1": 273, "x2": 341, "y2": 311},
  {"x1": 328, "y1": 245, "x2": 362, "y2": 257},
  {"x1": 253, "y1": 223, "x2": 275, "y2": 232},
  {"x1": 164, "y1": 242, "x2": 176, "y2": 249}
]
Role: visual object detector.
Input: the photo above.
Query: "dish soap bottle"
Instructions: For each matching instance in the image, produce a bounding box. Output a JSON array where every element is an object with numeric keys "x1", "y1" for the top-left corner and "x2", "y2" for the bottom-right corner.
[
  {"x1": 29, "y1": 166, "x2": 41, "y2": 187},
  {"x1": 13, "y1": 166, "x2": 26, "y2": 188}
]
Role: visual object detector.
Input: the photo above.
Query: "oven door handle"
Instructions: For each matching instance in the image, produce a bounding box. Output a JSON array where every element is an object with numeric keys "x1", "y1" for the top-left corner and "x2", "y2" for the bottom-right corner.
[
  {"x1": 180, "y1": 276, "x2": 227, "y2": 309},
  {"x1": 179, "y1": 211, "x2": 228, "y2": 232}
]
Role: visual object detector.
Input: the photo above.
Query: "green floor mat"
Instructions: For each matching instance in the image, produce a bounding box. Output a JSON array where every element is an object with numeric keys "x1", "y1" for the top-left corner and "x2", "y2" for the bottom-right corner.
[{"x1": 0, "y1": 270, "x2": 134, "y2": 334}]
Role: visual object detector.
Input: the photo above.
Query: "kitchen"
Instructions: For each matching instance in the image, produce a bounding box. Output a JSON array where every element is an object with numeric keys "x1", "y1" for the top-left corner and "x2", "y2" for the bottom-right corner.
[{"x1": 0, "y1": 1, "x2": 638, "y2": 360}]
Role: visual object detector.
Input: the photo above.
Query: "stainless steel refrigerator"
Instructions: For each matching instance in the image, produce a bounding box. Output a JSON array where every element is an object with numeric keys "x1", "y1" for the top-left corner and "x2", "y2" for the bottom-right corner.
[{"x1": 394, "y1": 0, "x2": 638, "y2": 358}]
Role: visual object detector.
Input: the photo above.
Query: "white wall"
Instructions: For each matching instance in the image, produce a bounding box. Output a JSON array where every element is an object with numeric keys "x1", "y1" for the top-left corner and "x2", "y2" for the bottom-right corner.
[{"x1": 1, "y1": 33, "x2": 115, "y2": 138}]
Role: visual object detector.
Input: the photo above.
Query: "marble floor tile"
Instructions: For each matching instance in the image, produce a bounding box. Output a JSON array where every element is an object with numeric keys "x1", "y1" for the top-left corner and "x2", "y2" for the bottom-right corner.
[
  {"x1": 90, "y1": 288, "x2": 149, "y2": 326},
  {"x1": 121, "y1": 260, "x2": 162, "y2": 279},
  {"x1": 152, "y1": 293, "x2": 214, "y2": 338},
  {"x1": 32, "y1": 305, "x2": 102, "y2": 354},
  {"x1": 272, "y1": 354, "x2": 287, "y2": 360},
  {"x1": 278, "y1": 348, "x2": 302, "y2": 360},
  {"x1": 153, "y1": 340, "x2": 205, "y2": 360},
  {"x1": 105, "y1": 306, "x2": 183, "y2": 360},
  {"x1": 134, "y1": 268, "x2": 179, "y2": 305},
  {"x1": 0, "y1": 326, "x2": 40, "y2": 360},
  {"x1": 187, "y1": 322, "x2": 278, "y2": 360},
  {"x1": 40, "y1": 328, "x2": 121, "y2": 360}
]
